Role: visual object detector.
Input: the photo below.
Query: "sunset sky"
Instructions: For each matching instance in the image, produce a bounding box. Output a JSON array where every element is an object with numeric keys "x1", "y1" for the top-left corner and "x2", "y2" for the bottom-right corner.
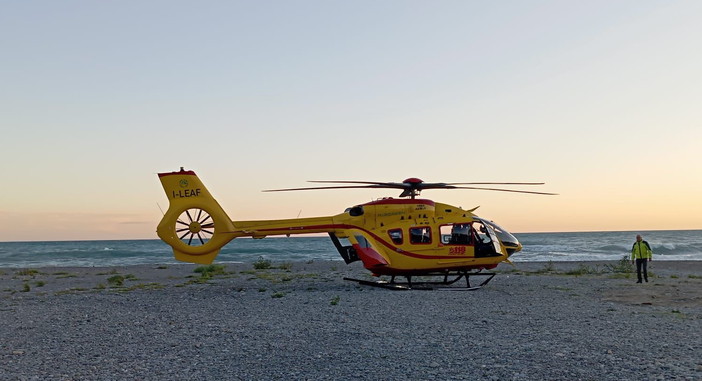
[{"x1": 2, "y1": 1, "x2": 701, "y2": 241}]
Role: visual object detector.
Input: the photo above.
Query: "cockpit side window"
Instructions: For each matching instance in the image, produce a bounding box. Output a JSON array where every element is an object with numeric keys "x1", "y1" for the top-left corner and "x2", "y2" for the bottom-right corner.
[
  {"x1": 440, "y1": 223, "x2": 472, "y2": 245},
  {"x1": 409, "y1": 227, "x2": 432, "y2": 244},
  {"x1": 388, "y1": 229, "x2": 403, "y2": 245},
  {"x1": 472, "y1": 221, "x2": 492, "y2": 244}
]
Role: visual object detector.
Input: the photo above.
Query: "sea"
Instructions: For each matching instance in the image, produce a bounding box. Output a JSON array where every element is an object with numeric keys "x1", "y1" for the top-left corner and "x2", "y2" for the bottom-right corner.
[{"x1": 0, "y1": 230, "x2": 700, "y2": 268}]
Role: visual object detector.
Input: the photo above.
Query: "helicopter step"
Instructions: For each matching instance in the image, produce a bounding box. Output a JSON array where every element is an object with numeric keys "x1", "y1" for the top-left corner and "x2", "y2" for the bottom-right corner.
[{"x1": 343, "y1": 270, "x2": 496, "y2": 291}]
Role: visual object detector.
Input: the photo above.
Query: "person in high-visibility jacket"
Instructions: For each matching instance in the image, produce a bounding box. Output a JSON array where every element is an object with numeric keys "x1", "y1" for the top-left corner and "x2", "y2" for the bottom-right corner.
[{"x1": 631, "y1": 234, "x2": 653, "y2": 283}]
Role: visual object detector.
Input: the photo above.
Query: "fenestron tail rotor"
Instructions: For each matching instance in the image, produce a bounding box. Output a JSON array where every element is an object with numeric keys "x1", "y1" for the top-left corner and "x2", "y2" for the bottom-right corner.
[
  {"x1": 264, "y1": 178, "x2": 557, "y2": 199},
  {"x1": 176, "y1": 208, "x2": 215, "y2": 246}
]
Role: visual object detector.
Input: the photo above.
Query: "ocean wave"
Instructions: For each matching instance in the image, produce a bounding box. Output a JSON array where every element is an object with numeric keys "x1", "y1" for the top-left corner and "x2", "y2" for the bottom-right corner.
[
  {"x1": 651, "y1": 243, "x2": 701, "y2": 256},
  {"x1": 594, "y1": 244, "x2": 630, "y2": 252}
]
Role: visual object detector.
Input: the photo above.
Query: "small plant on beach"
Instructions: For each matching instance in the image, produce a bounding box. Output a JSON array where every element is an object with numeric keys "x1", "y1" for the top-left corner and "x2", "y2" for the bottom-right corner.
[
  {"x1": 194, "y1": 264, "x2": 228, "y2": 278},
  {"x1": 565, "y1": 264, "x2": 599, "y2": 276},
  {"x1": 668, "y1": 309, "x2": 688, "y2": 319},
  {"x1": 534, "y1": 261, "x2": 555, "y2": 274},
  {"x1": 688, "y1": 274, "x2": 702, "y2": 279},
  {"x1": 544, "y1": 261, "x2": 555, "y2": 272},
  {"x1": 55, "y1": 273, "x2": 77, "y2": 279},
  {"x1": 34, "y1": 281, "x2": 46, "y2": 287},
  {"x1": 107, "y1": 275, "x2": 125, "y2": 287},
  {"x1": 21, "y1": 283, "x2": 31, "y2": 292},
  {"x1": 604, "y1": 256, "x2": 634, "y2": 273},
  {"x1": 120, "y1": 283, "x2": 164, "y2": 292},
  {"x1": 278, "y1": 262, "x2": 293, "y2": 271},
  {"x1": 192, "y1": 273, "x2": 212, "y2": 283},
  {"x1": 16, "y1": 269, "x2": 40, "y2": 277},
  {"x1": 54, "y1": 288, "x2": 88, "y2": 295},
  {"x1": 253, "y1": 257, "x2": 272, "y2": 270},
  {"x1": 271, "y1": 292, "x2": 285, "y2": 298},
  {"x1": 330, "y1": 295, "x2": 340, "y2": 306}
]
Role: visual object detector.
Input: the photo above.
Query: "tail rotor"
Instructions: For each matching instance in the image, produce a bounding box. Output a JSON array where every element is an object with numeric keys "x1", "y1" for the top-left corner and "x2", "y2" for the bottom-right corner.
[{"x1": 176, "y1": 208, "x2": 215, "y2": 246}]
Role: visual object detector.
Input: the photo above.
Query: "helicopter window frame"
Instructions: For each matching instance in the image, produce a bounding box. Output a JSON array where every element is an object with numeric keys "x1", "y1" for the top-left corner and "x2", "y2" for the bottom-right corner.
[
  {"x1": 388, "y1": 229, "x2": 403, "y2": 245},
  {"x1": 409, "y1": 226, "x2": 432, "y2": 245},
  {"x1": 440, "y1": 223, "x2": 473, "y2": 245}
]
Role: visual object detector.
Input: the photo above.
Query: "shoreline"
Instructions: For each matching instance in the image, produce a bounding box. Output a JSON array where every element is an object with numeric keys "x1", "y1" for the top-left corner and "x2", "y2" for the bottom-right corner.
[{"x1": 1, "y1": 260, "x2": 700, "y2": 379}]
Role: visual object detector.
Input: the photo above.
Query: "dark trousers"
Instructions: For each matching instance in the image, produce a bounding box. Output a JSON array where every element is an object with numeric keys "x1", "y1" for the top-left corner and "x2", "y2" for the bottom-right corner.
[{"x1": 635, "y1": 258, "x2": 648, "y2": 281}]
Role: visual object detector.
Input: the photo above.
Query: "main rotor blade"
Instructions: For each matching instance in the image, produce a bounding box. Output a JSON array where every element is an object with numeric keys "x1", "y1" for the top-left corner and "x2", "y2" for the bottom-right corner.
[
  {"x1": 444, "y1": 182, "x2": 545, "y2": 185},
  {"x1": 263, "y1": 185, "x2": 390, "y2": 192},
  {"x1": 448, "y1": 186, "x2": 558, "y2": 195},
  {"x1": 309, "y1": 181, "x2": 546, "y2": 186},
  {"x1": 307, "y1": 180, "x2": 392, "y2": 186},
  {"x1": 308, "y1": 180, "x2": 410, "y2": 189}
]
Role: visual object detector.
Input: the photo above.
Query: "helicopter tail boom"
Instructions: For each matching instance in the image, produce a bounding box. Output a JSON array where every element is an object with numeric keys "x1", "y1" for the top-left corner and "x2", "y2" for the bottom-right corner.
[{"x1": 156, "y1": 168, "x2": 237, "y2": 264}]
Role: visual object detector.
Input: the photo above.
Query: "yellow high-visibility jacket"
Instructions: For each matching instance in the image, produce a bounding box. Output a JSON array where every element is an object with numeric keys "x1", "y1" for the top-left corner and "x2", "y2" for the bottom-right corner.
[{"x1": 631, "y1": 241, "x2": 653, "y2": 260}]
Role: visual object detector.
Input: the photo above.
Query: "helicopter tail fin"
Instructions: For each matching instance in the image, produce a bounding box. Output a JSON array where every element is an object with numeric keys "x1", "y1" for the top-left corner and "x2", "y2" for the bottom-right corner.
[{"x1": 156, "y1": 168, "x2": 237, "y2": 265}]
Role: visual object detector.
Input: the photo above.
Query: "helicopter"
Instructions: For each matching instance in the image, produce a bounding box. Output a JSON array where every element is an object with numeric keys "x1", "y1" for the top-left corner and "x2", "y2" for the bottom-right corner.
[{"x1": 156, "y1": 168, "x2": 555, "y2": 290}]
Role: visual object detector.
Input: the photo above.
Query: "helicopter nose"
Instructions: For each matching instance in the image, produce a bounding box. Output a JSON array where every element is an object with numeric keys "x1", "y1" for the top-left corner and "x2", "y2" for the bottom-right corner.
[
  {"x1": 498, "y1": 232, "x2": 521, "y2": 256},
  {"x1": 502, "y1": 239, "x2": 522, "y2": 257}
]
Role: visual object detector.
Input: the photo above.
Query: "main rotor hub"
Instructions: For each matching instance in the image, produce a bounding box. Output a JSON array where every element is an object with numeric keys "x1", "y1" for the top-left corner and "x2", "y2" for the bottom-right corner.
[{"x1": 403, "y1": 178, "x2": 424, "y2": 184}]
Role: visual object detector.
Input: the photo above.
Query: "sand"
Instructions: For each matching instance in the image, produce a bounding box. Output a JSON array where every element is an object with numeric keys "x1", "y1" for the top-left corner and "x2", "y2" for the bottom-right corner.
[{"x1": 1, "y1": 260, "x2": 700, "y2": 380}]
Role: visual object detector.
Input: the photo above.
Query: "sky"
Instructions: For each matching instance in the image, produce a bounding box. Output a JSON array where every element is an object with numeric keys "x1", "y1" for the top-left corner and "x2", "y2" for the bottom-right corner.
[{"x1": 1, "y1": 1, "x2": 701, "y2": 241}]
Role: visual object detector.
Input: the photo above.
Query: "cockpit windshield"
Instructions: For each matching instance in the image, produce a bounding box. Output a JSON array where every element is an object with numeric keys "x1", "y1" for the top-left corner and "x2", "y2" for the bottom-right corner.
[{"x1": 476, "y1": 218, "x2": 520, "y2": 249}]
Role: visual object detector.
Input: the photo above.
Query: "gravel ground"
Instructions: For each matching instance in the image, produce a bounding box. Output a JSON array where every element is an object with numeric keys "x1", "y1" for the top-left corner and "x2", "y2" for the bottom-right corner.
[{"x1": 1, "y1": 261, "x2": 700, "y2": 380}]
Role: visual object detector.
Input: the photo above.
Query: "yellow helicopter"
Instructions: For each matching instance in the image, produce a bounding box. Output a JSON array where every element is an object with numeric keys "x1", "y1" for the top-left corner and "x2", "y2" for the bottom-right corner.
[{"x1": 156, "y1": 168, "x2": 555, "y2": 290}]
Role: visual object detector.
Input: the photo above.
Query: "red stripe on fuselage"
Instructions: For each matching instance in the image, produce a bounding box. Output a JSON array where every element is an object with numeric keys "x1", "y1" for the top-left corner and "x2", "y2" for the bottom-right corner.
[{"x1": 255, "y1": 223, "x2": 476, "y2": 260}]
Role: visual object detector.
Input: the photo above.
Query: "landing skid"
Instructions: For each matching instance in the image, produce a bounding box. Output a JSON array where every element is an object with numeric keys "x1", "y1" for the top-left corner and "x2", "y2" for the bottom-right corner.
[{"x1": 344, "y1": 271, "x2": 496, "y2": 291}]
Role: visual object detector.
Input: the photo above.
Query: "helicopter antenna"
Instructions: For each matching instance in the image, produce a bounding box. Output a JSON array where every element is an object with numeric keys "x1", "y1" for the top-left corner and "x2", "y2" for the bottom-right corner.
[{"x1": 156, "y1": 202, "x2": 165, "y2": 216}]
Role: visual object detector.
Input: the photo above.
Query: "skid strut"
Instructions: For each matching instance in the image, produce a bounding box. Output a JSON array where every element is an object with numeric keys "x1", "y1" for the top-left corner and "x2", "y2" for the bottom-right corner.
[{"x1": 344, "y1": 271, "x2": 496, "y2": 291}]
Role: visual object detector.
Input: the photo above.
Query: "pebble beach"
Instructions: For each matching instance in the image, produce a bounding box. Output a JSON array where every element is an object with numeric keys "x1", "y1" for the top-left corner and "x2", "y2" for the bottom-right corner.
[{"x1": 1, "y1": 260, "x2": 701, "y2": 380}]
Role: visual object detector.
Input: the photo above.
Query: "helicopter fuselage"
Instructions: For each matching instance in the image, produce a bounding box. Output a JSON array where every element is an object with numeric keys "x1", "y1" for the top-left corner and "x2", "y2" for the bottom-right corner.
[
  {"x1": 156, "y1": 169, "x2": 523, "y2": 277},
  {"x1": 228, "y1": 197, "x2": 521, "y2": 275}
]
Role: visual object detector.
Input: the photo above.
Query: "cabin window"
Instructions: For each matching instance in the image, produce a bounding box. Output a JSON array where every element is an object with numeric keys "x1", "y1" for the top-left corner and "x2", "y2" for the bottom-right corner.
[
  {"x1": 388, "y1": 229, "x2": 403, "y2": 245},
  {"x1": 409, "y1": 227, "x2": 432, "y2": 244},
  {"x1": 346, "y1": 206, "x2": 364, "y2": 216},
  {"x1": 440, "y1": 223, "x2": 472, "y2": 245}
]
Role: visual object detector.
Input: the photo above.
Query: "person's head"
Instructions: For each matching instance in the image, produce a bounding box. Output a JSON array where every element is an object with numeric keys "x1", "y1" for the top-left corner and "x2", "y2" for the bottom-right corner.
[{"x1": 636, "y1": 235, "x2": 643, "y2": 242}]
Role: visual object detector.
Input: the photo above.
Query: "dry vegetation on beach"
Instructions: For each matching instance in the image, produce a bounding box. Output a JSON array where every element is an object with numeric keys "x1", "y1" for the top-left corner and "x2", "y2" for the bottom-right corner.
[
  {"x1": 1, "y1": 260, "x2": 701, "y2": 380},
  {"x1": 2, "y1": 260, "x2": 701, "y2": 308}
]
